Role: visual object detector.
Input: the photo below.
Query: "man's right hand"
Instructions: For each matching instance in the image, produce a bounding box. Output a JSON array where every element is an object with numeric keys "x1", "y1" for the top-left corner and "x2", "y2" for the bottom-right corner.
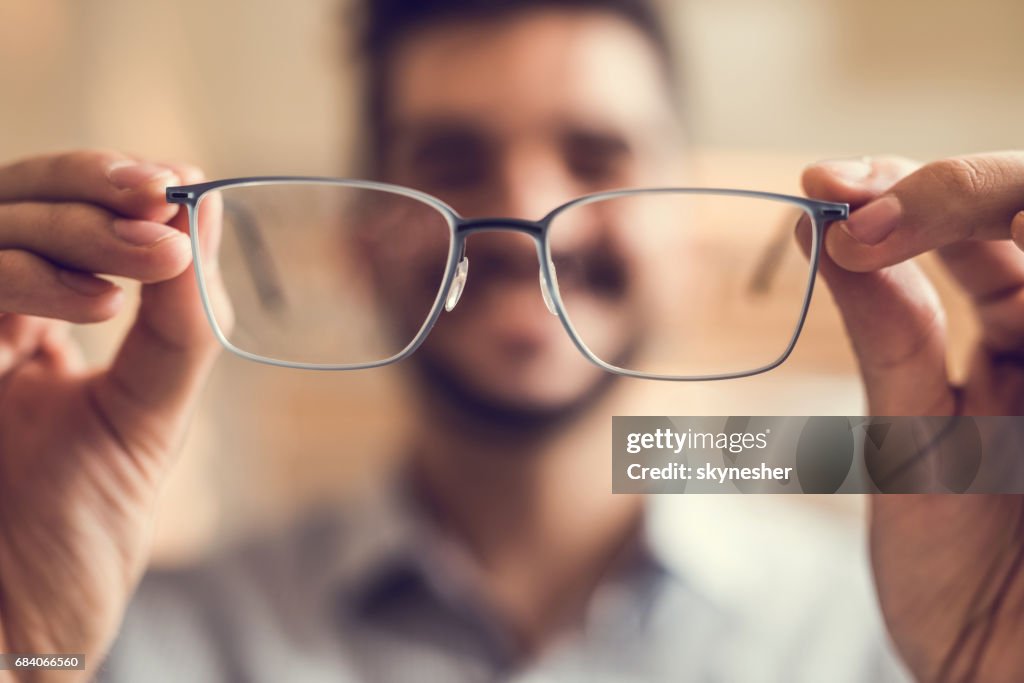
[{"x1": 0, "y1": 150, "x2": 225, "y2": 681}]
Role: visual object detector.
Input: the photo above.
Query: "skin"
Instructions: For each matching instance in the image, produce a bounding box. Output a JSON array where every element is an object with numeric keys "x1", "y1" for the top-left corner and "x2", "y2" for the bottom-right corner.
[
  {"x1": 802, "y1": 154, "x2": 1024, "y2": 681},
  {"x1": 0, "y1": 153, "x2": 227, "y2": 683},
  {"x1": 369, "y1": 11, "x2": 681, "y2": 653},
  {"x1": 376, "y1": 10, "x2": 683, "y2": 412},
  {"x1": 0, "y1": 8, "x2": 1022, "y2": 682}
]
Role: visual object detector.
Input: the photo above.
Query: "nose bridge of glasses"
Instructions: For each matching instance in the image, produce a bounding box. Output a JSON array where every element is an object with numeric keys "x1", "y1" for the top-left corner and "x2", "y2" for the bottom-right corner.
[
  {"x1": 445, "y1": 217, "x2": 558, "y2": 315},
  {"x1": 455, "y1": 216, "x2": 545, "y2": 237}
]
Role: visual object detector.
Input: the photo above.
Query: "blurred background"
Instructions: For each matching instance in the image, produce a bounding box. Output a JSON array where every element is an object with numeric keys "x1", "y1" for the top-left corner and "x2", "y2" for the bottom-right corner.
[{"x1": 1, "y1": 0, "x2": 1021, "y2": 564}]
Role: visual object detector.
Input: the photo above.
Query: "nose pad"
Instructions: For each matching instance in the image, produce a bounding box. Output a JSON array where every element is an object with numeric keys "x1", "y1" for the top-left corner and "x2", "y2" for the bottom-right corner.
[
  {"x1": 445, "y1": 257, "x2": 470, "y2": 312},
  {"x1": 539, "y1": 262, "x2": 559, "y2": 315}
]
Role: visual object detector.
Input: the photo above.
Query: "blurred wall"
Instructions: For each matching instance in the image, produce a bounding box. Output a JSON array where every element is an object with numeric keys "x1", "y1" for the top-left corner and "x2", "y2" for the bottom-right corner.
[
  {"x1": 675, "y1": 0, "x2": 1024, "y2": 158},
  {"x1": 1, "y1": 0, "x2": 1020, "y2": 562}
]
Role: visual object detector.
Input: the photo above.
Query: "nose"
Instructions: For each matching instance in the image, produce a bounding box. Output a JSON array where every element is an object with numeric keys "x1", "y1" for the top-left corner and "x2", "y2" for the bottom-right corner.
[
  {"x1": 491, "y1": 150, "x2": 580, "y2": 221},
  {"x1": 491, "y1": 158, "x2": 577, "y2": 316}
]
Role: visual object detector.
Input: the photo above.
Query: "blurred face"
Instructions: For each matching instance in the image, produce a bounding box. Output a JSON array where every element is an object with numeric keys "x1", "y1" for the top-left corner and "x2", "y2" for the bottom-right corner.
[{"x1": 367, "y1": 8, "x2": 684, "y2": 416}]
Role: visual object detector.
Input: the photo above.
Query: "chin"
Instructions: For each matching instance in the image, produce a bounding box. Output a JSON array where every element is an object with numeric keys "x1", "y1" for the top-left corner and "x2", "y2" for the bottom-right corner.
[{"x1": 474, "y1": 363, "x2": 606, "y2": 410}]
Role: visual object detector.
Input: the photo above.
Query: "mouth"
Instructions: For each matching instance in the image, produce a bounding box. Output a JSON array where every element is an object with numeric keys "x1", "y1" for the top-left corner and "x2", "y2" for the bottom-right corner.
[{"x1": 451, "y1": 276, "x2": 565, "y2": 353}]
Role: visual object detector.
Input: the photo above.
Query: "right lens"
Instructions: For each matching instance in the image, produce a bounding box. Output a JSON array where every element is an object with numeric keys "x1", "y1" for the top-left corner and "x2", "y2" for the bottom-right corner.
[
  {"x1": 194, "y1": 181, "x2": 453, "y2": 367},
  {"x1": 546, "y1": 190, "x2": 815, "y2": 379}
]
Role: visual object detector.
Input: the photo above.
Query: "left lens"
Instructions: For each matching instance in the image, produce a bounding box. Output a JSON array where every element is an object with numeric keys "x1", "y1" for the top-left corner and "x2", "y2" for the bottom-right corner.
[
  {"x1": 544, "y1": 190, "x2": 816, "y2": 379},
  {"x1": 195, "y1": 181, "x2": 453, "y2": 367}
]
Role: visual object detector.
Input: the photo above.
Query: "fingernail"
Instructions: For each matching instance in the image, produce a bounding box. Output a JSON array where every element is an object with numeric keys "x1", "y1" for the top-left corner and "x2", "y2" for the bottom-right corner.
[
  {"x1": 112, "y1": 218, "x2": 182, "y2": 246},
  {"x1": 1012, "y1": 211, "x2": 1024, "y2": 252},
  {"x1": 58, "y1": 269, "x2": 113, "y2": 296},
  {"x1": 107, "y1": 161, "x2": 175, "y2": 190},
  {"x1": 841, "y1": 194, "x2": 902, "y2": 245},
  {"x1": 818, "y1": 158, "x2": 873, "y2": 184}
]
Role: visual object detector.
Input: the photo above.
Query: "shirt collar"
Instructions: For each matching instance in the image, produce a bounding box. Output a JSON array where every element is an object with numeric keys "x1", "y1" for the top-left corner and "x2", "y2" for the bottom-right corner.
[
  {"x1": 306, "y1": 468, "x2": 838, "y2": 623},
  {"x1": 298, "y1": 473, "x2": 870, "y2": 674},
  {"x1": 311, "y1": 471, "x2": 693, "y2": 616}
]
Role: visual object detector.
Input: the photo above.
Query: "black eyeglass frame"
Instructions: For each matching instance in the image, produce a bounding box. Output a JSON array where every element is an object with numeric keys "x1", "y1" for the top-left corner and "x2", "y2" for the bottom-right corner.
[{"x1": 168, "y1": 177, "x2": 848, "y2": 381}]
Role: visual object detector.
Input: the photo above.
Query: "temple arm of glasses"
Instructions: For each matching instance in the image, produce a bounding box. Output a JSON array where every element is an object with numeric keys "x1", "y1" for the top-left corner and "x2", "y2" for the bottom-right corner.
[
  {"x1": 223, "y1": 201, "x2": 289, "y2": 314},
  {"x1": 747, "y1": 211, "x2": 803, "y2": 294}
]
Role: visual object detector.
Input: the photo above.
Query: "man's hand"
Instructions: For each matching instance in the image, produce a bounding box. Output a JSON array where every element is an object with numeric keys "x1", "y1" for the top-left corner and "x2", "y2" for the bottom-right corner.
[
  {"x1": 0, "y1": 150, "x2": 225, "y2": 681},
  {"x1": 803, "y1": 152, "x2": 1024, "y2": 681}
]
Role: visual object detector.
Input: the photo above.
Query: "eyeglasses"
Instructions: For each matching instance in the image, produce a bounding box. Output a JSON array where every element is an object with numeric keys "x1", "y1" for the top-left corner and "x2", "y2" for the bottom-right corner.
[{"x1": 166, "y1": 177, "x2": 847, "y2": 381}]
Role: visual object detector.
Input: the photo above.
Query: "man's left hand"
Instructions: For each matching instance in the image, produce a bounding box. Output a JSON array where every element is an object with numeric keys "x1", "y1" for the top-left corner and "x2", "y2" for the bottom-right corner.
[{"x1": 803, "y1": 151, "x2": 1024, "y2": 682}]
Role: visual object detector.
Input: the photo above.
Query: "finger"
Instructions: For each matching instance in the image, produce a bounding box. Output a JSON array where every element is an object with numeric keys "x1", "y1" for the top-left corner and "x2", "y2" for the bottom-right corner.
[
  {"x1": 0, "y1": 249, "x2": 125, "y2": 323},
  {"x1": 0, "y1": 202, "x2": 192, "y2": 283},
  {"x1": 802, "y1": 155, "x2": 923, "y2": 208},
  {"x1": 935, "y1": 240, "x2": 1024, "y2": 351},
  {"x1": 809, "y1": 155, "x2": 1024, "y2": 355},
  {"x1": 797, "y1": 219, "x2": 953, "y2": 413},
  {"x1": 133, "y1": 160, "x2": 229, "y2": 345},
  {"x1": 0, "y1": 315, "x2": 65, "y2": 375},
  {"x1": 823, "y1": 151, "x2": 1024, "y2": 272},
  {"x1": 88, "y1": 162, "x2": 225, "y2": 462},
  {"x1": 37, "y1": 319, "x2": 85, "y2": 374},
  {"x1": 799, "y1": 159, "x2": 954, "y2": 414},
  {"x1": 0, "y1": 316, "x2": 81, "y2": 375},
  {"x1": 0, "y1": 149, "x2": 180, "y2": 223},
  {"x1": 1012, "y1": 210, "x2": 1024, "y2": 251}
]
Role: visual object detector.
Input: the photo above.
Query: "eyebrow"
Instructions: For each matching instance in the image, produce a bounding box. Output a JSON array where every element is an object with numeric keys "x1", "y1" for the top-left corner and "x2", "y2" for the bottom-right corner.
[
  {"x1": 561, "y1": 125, "x2": 635, "y2": 157},
  {"x1": 387, "y1": 117, "x2": 639, "y2": 151}
]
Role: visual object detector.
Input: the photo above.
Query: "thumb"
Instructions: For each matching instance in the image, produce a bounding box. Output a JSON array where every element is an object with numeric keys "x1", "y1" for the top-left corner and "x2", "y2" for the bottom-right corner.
[
  {"x1": 89, "y1": 163, "x2": 225, "y2": 461},
  {"x1": 802, "y1": 156, "x2": 955, "y2": 414},
  {"x1": 823, "y1": 151, "x2": 1024, "y2": 272}
]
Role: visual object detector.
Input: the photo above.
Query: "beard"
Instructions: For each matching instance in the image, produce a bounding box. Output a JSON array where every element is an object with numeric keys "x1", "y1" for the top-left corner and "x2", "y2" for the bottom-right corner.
[{"x1": 406, "y1": 331, "x2": 641, "y2": 439}]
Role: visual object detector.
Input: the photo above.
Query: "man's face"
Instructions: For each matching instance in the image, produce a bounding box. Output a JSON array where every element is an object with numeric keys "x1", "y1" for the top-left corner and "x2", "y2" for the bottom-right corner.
[{"x1": 368, "y1": 8, "x2": 683, "y2": 415}]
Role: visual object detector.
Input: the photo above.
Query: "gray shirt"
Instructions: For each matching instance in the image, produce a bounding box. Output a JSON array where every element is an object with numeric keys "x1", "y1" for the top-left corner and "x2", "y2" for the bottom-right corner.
[{"x1": 99, "y1": 482, "x2": 912, "y2": 682}]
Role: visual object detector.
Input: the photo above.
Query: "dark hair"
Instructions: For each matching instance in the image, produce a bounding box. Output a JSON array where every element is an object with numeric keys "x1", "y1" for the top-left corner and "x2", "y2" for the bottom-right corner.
[{"x1": 351, "y1": 0, "x2": 678, "y2": 176}]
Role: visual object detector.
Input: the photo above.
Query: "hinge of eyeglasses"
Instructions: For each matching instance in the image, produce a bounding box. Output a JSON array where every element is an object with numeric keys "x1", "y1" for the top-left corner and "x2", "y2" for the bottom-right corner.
[{"x1": 166, "y1": 189, "x2": 195, "y2": 203}]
